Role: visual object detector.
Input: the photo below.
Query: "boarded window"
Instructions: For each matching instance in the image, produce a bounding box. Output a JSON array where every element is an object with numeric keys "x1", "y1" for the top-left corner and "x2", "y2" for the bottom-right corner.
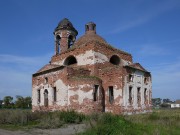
[
  {"x1": 54, "y1": 87, "x2": 57, "y2": 102},
  {"x1": 129, "y1": 86, "x2": 132, "y2": 104},
  {"x1": 109, "y1": 86, "x2": 114, "y2": 104},
  {"x1": 38, "y1": 89, "x2": 40, "y2": 103},
  {"x1": 93, "y1": 85, "x2": 99, "y2": 101}
]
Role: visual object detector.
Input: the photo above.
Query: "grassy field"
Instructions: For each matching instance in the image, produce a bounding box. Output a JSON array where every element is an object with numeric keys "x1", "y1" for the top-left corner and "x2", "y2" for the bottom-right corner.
[
  {"x1": 80, "y1": 109, "x2": 180, "y2": 135},
  {"x1": 0, "y1": 109, "x2": 179, "y2": 135}
]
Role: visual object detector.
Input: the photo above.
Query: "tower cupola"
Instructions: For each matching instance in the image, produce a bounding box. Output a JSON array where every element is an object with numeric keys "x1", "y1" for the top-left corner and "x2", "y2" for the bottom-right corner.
[
  {"x1": 85, "y1": 22, "x2": 96, "y2": 34},
  {"x1": 54, "y1": 18, "x2": 78, "y2": 54}
]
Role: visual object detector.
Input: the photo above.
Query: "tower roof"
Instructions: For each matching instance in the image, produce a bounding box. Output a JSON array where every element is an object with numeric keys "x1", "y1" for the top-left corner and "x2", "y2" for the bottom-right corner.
[
  {"x1": 75, "y1": 32, "x2": 107, "y2": 45},
  {"x1": 54, "y1": 18, "x2": 78, "y2": 35}
]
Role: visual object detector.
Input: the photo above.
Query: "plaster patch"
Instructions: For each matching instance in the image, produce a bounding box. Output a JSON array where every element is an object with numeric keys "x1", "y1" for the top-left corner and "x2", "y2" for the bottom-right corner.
[{"x1": 68, "y1": 84, "x2": 93, "y2": 104}]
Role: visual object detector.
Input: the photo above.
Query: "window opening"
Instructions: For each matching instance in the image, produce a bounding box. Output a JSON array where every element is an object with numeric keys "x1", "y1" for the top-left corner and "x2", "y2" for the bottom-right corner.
[
  {"x1": 144, "y1": 77, "x2": 148, "y2": 84},
  {"x1": 129, "y1": 74, "x2": 133, "y2": 82},
  {"x1": 54, "y1": 87, "x2": 57, "y2": 102},
  {"x1": 110, "y1": 55, "x2": 120, "y2": 65},
  {"x1": 137, "y1": 87, "x2": 141, "y2": 104},
  {"x1": 86, "y1": 25, "x2": 89, "y2": 31},
  {"x1": 92, "y1": 25, "x2": 96, "y2": 30},
  {"x1": 144, "y1": 88, "x2": 147, "y2": 103},
  {"x1": 68, "y1": 35, "x2": 74, "y2": 48},
  {"x1": 56, "y1": 35, "x2": 61, "y2": 54},
  {"x1": 44, "y1": 89, "x2": 48, "y2": 107},
  {"x1": 129, "y1": 86, "x2": 132, "y2": 104},
  {"x1": 109, "y1": 86, "x2": 114, "y2": 104},
  {"x1": 45, "y1": 77, "x2": 48, "y2": 84},
  {"x1": 64, "y1": 56, "x2": 77, "y2": 65},
  {"x1": 93, "y1": 85, "x2": 99, "y2": 101},
  {"x1": 38, "y1": 89, "x2": 40, "y2": 103}
]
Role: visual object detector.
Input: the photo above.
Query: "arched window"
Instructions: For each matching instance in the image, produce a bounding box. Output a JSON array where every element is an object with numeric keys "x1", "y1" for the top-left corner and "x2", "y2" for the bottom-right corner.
[
  {"x1": 37, "y1": 89, "x2": 41, "y2": 104},
  {"x1": 64, "y1": 56, "x2": 77, "y2": 66},
  {"x1": 110, "y1": 55, "x2": 120, "y2": 65},
  {"x1": 44, "y1": 89, "x2": 48, "y2": 107},
  {"x1": 92, "y1": 25, "x2": 96, "y2": 31},
  {"x1": 144, "y1": 88, "x2": 147, "y2": 104},
  {"x1": 86, "y1": 25, "x2": 89, "y2": 31},
  {"x1": 56, "y1": 35, "x2": 61, "y2": 53},
  {"x1": 44, "y1": 77, "x2": 48, "y2": 84},
  {"x1": 68, "y1": 35, "x2": 74, "y2": 48}
]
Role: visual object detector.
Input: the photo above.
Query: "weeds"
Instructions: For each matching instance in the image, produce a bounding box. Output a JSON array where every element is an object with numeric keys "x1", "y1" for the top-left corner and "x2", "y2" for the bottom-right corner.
[
  {"x1": 79, "y1": 109, "x2": 180, "y2": 135},
  {"x1": 0, "y1": 109, "x2": 86, "y2": 130},
  {"x1": 0, "y1": 109, "x2": 179, "y2": 135}
]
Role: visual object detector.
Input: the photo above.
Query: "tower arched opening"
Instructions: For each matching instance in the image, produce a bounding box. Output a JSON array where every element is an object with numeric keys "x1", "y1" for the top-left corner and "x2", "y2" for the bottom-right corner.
[
  {"x1": 110, "y1": 55, "x2": 120, "y2": 65},
  {"x1": 56, "y1": 35, "x2": 61, "y2": 54},
  {"x1": 64, "y1": 56, "x2": 77, "y2": 66},
  {"x1": 68, "y1": 35, "x2": 74, "y2": 48}
]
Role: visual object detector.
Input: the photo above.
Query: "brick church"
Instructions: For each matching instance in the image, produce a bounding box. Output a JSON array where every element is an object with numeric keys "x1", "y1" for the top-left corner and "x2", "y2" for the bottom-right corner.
[{"x1": 32, "y1": 18, "x2": 152, "y2": 114}]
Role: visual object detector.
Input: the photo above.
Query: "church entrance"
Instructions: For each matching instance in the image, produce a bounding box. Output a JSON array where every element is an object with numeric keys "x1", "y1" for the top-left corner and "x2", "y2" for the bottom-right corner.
[{"x1": 44, "y1": 89, "x2": 48, "y2": 107}]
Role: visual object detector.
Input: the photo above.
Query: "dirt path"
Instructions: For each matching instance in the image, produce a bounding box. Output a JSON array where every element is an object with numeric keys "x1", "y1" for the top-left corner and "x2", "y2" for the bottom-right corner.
[{"x1": 0, "y1": 124, "x2": 87, "y2": 135}]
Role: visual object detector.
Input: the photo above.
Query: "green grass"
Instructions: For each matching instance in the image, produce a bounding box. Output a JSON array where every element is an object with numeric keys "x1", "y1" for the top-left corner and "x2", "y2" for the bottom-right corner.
[
  {"x1": 0, "y1": 109, "x2": 179, "y2": 135},
  {"x1": 79, "y1": 109, "x2": 180, "y2": 135}
]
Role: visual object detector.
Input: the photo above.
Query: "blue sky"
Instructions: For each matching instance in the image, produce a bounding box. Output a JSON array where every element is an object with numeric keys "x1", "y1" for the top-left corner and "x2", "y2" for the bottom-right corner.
[{"x1": 0, "y1": 0, "x2": 180, "y2": 100}]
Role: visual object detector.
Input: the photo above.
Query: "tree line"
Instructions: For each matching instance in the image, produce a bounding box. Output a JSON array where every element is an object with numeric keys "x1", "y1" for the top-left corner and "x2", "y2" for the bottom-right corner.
[
  {"x1": 0, "y1": 96, "x2": 32, "y2": 109},
  {"x1": 152, "y1": 98, "x2": 175, "y2": 108}
]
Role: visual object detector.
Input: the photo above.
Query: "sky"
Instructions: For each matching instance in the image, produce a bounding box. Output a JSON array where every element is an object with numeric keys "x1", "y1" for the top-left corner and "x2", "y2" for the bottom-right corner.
[{"x1": 0, "y1": 0, "x2": 180, "y2": 101}]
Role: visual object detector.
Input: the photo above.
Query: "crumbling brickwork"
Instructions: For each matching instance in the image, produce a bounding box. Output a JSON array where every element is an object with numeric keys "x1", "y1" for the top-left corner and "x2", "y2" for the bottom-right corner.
[{"x1": 32, "y1": 18, "x2": 152, "y2": 114}]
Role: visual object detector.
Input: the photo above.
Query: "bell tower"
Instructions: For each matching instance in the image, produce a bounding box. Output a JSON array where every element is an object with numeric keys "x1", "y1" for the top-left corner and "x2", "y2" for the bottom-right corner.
[{"x1": 54, "y1": 18, "x2": 78, "y2": 54}]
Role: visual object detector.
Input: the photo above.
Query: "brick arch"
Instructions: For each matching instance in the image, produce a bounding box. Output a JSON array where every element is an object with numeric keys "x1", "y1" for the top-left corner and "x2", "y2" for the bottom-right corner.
[
  {"x1": 109, "y1": 55, "x2": 120, "y2": 65},
  {"x1": 64, "y1": 55, "x2": 77, "y2": 66}
]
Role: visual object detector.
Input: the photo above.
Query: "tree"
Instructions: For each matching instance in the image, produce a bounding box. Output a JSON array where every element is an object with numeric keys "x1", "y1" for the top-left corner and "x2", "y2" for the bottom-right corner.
[
  {"x1": 152, "y1": 98, "x2": 162, "y2": 107},
  {"x1": 15, "y1": 95, "x2": 32, "y2": 109},
  {"x1": 3, "y1": 96, "x2": 13, "y2": 108},
  {"x1": 0, "y1": 100, "x2": 3, "y2": 108},
  {"x1": 24, "y1": 96, "x2": 32, "y2": 108},
  {"x1": 163, "y1": 98, "x2": 173, "y2": 103},
  {"x1": 15, "y1": 95, "x2": 24, "y2": 108}
]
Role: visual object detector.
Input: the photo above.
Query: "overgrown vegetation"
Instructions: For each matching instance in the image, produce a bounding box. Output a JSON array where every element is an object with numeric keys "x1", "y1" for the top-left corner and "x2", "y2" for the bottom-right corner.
[
  {"x1": 0, "y1": 109, "x2": 179, "y2": 135},
  {"x1": 0, "y1": 110, "x2": 86, "y2": 130},
  {"x1": 80, "y1": 109, "x2": 180, "y2": 135}
]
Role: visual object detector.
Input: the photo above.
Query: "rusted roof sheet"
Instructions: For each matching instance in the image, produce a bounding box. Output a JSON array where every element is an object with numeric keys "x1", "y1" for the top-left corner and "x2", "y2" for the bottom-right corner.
[
  {"x1": 125, "y1": 63, "x2": 150, "y2": 73},
  {"x1": 36, "y1": 64, "x2": 60, "y2": 73}
]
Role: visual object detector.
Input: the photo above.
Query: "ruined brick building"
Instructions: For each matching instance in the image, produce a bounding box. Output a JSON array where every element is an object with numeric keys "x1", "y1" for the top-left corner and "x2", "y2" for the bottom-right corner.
[{"x1": 32, "y1": 18, "x2": 152, "y2": 114}]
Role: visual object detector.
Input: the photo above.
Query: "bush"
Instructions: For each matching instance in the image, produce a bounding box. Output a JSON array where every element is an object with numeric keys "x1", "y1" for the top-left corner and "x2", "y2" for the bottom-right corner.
[{"x1": 59, "y1": 110, "x2": 86, "y2": 123}]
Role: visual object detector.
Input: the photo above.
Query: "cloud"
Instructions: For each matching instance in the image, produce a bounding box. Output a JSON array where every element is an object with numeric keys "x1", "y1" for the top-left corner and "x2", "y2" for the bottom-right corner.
[
  {"x1": 109, "y1": 0, "x2": 180, "y2": 34},
  {"x1": 0, "y1": 53, "x2": 52, "y2": 99}
]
